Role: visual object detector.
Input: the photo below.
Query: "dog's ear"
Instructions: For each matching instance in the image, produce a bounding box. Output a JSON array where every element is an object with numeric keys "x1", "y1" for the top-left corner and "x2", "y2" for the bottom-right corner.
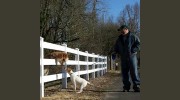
[
  {"x1": 65, "y1": 66, "x2": 70, "y2": 69},
  {"x1": 66, "y1": 66, "x2": 71, "y2": 70},
  {"x1": 49, "y1": 52, "x2": 55, "y2": 58},
  {"x1": 46, "y1": 52, "x2": 53, "y2": 58}
]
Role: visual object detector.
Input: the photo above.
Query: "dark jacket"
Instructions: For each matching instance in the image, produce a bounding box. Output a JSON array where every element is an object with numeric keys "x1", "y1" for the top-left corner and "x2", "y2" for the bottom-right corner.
[{"x1": 112, "y1": 32, "x2": 140, "y2": 59}]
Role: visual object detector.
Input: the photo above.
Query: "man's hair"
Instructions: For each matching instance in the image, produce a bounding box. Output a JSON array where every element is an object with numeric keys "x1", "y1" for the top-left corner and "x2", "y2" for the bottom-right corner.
[{"x1": 117, "y1": 25, "x2": 129, "y2": 31}]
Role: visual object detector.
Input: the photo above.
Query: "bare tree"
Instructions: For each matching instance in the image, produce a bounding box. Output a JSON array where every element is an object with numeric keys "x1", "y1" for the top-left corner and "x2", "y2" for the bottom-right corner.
[{"x1": 117, "y1": 2, "x2": 140, "y2": 35}]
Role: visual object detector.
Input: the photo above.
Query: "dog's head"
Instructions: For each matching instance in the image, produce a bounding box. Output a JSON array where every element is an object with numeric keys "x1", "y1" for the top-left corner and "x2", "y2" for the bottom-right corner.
[
  {"x1": 47, "y1": 51, "x2": 69, "y2": 65},
  {"x1": 65, "y1": 67, "x2": 73, "y2": 75}
]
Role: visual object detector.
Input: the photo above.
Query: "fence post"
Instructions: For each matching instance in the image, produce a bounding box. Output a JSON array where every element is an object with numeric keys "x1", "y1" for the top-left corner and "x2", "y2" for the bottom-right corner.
[
  {"x1": 105, "y1": 56, "x2": 107, "y2": 72},
  {"x1": 92, "y1": 53, "x2": 95, "y2": 78},
  {"x1": 62, "y1": 43, "x2": 67, "y2": 89},
  {"x1": 75, "y1": 48, "x2": 80, "y2": 76},
  {"x1": 103, "y1": 57, "x2": 105, "y2": 73},
  {"x1": 110, "y1": 55, "x2": 114, "y2": 70},
  {"x1": 102, "y1": 57, "x2": 104, "y2": 75},
  {"x1": 100, "y1": 56, "x2": 103, "y2": 76},
  {"x1": 104, "y1": 57, "x2": 105, "y2": 73},
  {"x1": 97, "y1": 54, "x2": 100, "y2": 77},
  {"x1": 40, "y1": 37, "x2": 44, "y2": 97},
  {"x1": 99, "y1": 56, "x2": 101, "y2": 76},
  {"x1": 104, "y1": 57, "x2": 106, "y2": 73},
  {"x1": 85, "y1": 51, "x2": 89, "y2": 80}
]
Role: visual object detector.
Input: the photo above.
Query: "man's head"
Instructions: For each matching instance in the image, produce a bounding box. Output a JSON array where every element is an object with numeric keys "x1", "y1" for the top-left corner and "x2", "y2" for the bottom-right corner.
[{"x1": 118, "y1": 25, "x2": 129, "y2": 35}]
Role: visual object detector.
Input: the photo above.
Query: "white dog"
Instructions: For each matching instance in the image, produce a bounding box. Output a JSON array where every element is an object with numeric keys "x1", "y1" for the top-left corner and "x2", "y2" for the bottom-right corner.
[{"x1": 65, "y1": 67, "x2": 92, "y2": 93}]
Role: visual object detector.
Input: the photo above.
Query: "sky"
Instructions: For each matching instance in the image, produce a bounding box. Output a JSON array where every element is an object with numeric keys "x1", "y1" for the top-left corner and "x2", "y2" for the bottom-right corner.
[{"x1": 102, "y1": 0, "x2": 140, "y2": 22}]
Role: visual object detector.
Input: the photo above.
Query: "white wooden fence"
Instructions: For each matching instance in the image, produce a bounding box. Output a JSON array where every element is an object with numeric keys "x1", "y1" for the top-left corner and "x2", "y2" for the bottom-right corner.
[{"x1": 40, "y1": 37, "x2": 107, "y2": 97}]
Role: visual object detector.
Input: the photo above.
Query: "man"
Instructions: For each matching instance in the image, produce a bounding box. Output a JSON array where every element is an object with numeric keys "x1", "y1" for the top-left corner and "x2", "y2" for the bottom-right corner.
[{"x1": 110, "y1": 25, "x2": 140, "y2": 92}]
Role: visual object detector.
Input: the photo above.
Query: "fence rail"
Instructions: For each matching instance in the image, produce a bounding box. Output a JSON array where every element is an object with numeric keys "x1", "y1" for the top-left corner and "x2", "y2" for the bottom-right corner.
[{"x1": 40, "y1": 37, "x2": 107, "y2": 97}]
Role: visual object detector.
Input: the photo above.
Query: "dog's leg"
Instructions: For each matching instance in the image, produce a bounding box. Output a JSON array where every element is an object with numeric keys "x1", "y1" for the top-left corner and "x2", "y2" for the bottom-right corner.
[
  {"x1": 60, "y1": 60, "x2": 63, "y2": 65},
  {"x1": 77, "y1": 84, "x2": 84, "y2": 93},
  {"x1": 56, "y1": 59, "x2": 62, "y2": 65},
  {"x1": 55, "y1": 59, "x2": 58, "y2": 65},
  {"x1": 72, "y1": 79, "x2": 76, "y2": 92}
]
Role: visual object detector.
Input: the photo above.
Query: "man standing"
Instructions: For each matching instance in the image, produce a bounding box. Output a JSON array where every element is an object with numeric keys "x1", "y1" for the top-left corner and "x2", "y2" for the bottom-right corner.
[{"x1": 110, "y1": 25, "x2": 140, "y2": 92}]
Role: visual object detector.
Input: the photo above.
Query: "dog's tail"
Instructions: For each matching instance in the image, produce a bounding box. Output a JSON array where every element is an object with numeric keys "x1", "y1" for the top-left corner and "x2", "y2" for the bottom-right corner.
[{"x1": 87, "y1": 81, "x2": 94, "y2": 86}]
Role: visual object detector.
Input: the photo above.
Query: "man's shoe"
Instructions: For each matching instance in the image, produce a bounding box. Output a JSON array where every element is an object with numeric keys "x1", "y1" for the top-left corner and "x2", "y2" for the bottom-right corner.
[
  {"x1": 122, "y1": 90, "x2": 129, "y2": 92},
  {"x1": 122, "y1": 89, "x2": 130, "y2": 92},
  {"x1": 134, "y1": 89, "x2": 140, "y2": 92},
  {"x1": 123, "y1": 85, "x2": 130, "y2": 92},
  {"x1": 133, "y1": 86, "x2": 140, "y2": 92}
]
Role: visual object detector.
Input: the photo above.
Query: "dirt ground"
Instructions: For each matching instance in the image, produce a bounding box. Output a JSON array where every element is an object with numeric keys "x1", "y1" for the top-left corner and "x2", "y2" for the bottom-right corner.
[{"x1": 41, "y1": 70, "x2": 121, "y2": 100}]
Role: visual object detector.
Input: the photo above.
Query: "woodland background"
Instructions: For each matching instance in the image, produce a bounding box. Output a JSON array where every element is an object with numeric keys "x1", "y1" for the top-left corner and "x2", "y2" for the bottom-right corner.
[{"x1": 40, "y1": 0, "x2": 140, "y2": 57}]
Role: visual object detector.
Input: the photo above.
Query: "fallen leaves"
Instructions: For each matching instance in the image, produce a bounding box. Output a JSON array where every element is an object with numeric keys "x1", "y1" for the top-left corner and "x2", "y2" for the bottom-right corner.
[{"x1": 41, "y1": 70, "x2": 121, "y2": 100}]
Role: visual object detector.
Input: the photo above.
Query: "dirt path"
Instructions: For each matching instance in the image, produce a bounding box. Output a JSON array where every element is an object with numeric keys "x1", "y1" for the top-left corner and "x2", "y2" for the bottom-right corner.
[{"x1": 41, "y1": 70, "x2": 140, "y2": 100}]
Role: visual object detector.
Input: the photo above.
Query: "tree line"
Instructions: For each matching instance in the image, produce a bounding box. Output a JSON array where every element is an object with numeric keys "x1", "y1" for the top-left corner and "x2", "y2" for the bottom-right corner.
[{"x1": 40, "y1": 0, "x2": 140, "y2": 56}]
